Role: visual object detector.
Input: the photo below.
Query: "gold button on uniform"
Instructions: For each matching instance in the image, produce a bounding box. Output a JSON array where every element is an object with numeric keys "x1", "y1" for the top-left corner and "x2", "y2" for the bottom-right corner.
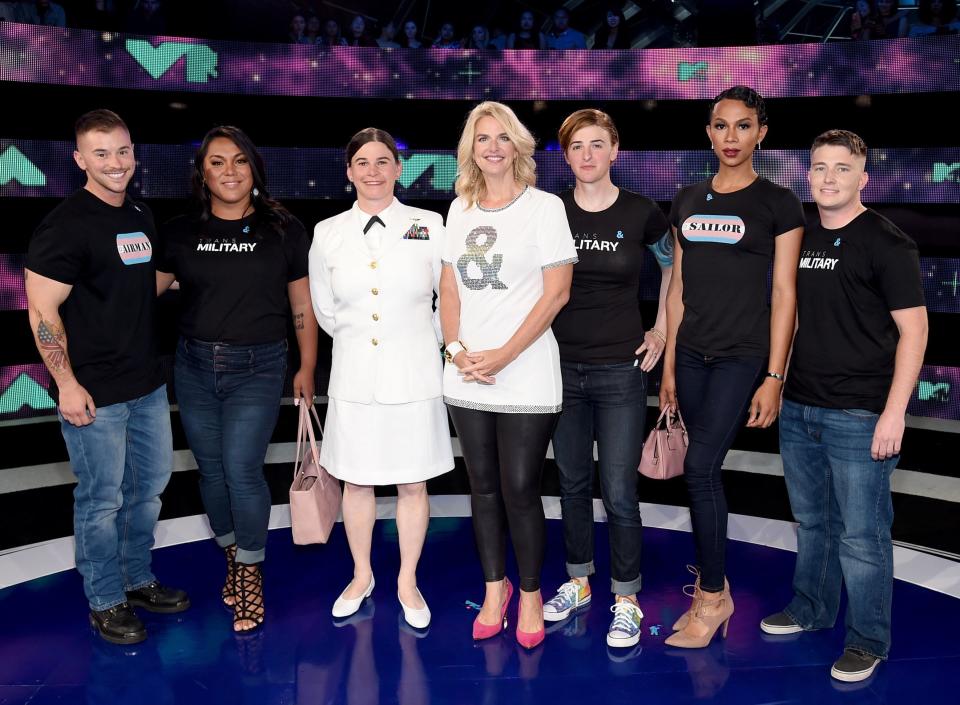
[
  {"x1": 372, "y1": 313, "x2": 379, "y2": 321},
  {"x1": 371, "y1": 338, "x2": 379, "y2": 346},
  {"x1": 371, "y1": 288, "x2": 379, "y2": 295},
  {"x1": 370, "y1": 261, "x2": 377, "y2": 269}
]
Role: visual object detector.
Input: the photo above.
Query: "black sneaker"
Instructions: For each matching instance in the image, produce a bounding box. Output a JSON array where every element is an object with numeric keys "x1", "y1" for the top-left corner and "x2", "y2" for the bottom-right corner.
[
  {"x1": 760, "y1": 611, "x2": 803, "y2": 635},
  {"x1": 125, "y1": 581, "x2": 191, "y2": 614},
  {"x1": 89, "y1": 603, "x2": 147, "y2": 644},
  {"x1": 831, "y1": 648, "x2": 880, "y2": 682}
]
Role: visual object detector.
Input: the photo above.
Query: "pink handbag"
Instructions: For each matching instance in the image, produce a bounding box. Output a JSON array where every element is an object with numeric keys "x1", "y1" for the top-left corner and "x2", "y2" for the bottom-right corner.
[
  {"x1": 638, "y1": 408, "x2": 688, "y2": 480},
  {"x1": 289, "y1": 402, "x2": 342, "y2": 545}
]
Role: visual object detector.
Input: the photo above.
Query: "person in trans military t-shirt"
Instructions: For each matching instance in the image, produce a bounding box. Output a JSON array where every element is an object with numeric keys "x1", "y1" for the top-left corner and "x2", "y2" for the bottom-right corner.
[
  {"x1": 760, "y1": 130, "x2": 926, "y2": 684},
  {"x1": 660, "y1": 86, "x2": 805, "y2": 649},
  {"x1": 157, "y1": 126, "x2": 318, "y2": 634},
  {"x1": 542, "y1": 109, "x2": 673, "y2": 650},
  {"x1": 25, "y1": 110, "x2": 189, "y2": 646},
  {"x1": 440, "y1": 101, "x2": 577, "y2": 650}
]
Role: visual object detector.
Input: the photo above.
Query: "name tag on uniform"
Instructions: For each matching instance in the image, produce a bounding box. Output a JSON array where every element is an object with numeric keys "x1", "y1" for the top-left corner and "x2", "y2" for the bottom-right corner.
[{"x1": 403, "y1": 224, "x2": 430, "y2": 241}]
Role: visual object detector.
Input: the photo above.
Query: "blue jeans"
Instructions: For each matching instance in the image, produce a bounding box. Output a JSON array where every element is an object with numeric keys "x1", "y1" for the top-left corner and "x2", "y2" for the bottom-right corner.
[
  {"x1": 552, "y1": 360, "x2": 646, "y2": 595},
  {"x1": 174, "y1": 338, "x2": 287, "y2": 565},
  {"x1": 60, "y1": 384, "x2": 173, "y2": 611},
  {"x1": 779, "y1": 399, "x2": 897, "y2": 659},
  {"x1": 675, "y1": 345, "x2": 765, "y2": 592}
]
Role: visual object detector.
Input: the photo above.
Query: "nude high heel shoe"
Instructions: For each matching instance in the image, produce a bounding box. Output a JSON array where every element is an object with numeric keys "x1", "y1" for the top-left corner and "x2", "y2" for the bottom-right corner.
[
  {"x1": 672, "y1": 566, "x2": 730, "y2": 632},
  {"x1": 665, "y1": 582, "x2": 734, "y2": 649}
]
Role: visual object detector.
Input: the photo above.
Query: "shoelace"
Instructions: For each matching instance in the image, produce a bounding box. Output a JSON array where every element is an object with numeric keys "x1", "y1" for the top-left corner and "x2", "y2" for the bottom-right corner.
[
  {"x1": 609, "y1": 601, "x2": 643, "y2": 633},
  {"x1": 546, "y1": 581, "x2": 580, "y2": 610}
]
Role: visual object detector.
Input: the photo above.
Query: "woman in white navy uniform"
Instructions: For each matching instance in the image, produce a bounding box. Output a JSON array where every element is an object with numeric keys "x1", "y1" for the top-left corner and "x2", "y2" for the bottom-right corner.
[{"x1": 309, "y1": 128, "x2": 454, "y2": 629}]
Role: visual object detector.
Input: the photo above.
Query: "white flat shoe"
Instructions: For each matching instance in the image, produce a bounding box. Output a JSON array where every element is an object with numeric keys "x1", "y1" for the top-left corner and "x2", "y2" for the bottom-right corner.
[
  {"x1": 332, "y1": 576, "x2": 375, "y2": 618},
  {"x1": 398, "y1": 587, "x2": 431, "y2": 629}
]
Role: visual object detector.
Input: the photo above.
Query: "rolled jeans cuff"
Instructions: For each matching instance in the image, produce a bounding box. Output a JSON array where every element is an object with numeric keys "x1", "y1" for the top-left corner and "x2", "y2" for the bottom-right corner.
[
  {"x1": 611, "y1": 575, "x2": 642, "y2": 596},
  {"x1": 566, "y1": 560, "x2": 595, "y2": 579},
  {"x1": 214, "y1": 531, "x2": 236, "y2": 549},
  {"x1": 236, "y1": 547, "x2": 265, "y2": 565}
]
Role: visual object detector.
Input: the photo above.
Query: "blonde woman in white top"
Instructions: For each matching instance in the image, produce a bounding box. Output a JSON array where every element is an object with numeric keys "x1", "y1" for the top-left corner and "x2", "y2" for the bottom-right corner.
[
  {"x1": 309, "y1": 128, "x2": 454, "y2": 629},
  {"x1": 439, "y1": 101, "x2": 577, "y2": 648}
]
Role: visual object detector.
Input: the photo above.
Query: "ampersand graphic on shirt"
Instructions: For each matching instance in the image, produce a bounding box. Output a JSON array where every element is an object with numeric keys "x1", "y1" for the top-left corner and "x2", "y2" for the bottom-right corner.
[{"x1": 457, "y1": 226, "x2": 507, "y2": 290}]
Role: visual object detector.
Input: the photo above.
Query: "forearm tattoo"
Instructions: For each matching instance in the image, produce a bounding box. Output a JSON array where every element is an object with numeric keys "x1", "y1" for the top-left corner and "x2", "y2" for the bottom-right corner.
[
  {"x1": 36, "y1": 311, "x2": 69, "y2": 373},
  {"x1": 293, "y1": 312, "x2": 305, "y2": 330}
]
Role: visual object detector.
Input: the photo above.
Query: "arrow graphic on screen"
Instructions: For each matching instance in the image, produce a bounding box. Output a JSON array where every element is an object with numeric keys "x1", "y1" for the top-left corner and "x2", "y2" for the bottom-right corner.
[
  {"x1": 398, "y1": 154, "x2": 458, "y2": 191},
  {"x1": 0, "y1": 146, "x2": 46, "y2": 187},
  {"x1": 125, "y1": 40, "x2": 219, "y2": 83},
  {"x1": 0, "y1": 373, "x2": 55, "y2": 415}
]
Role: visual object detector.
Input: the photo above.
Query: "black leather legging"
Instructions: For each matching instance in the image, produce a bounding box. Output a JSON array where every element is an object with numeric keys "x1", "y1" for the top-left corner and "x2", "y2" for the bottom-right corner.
[{"x1": 447, "y1": 405, "x2": 559, "y2": 592}]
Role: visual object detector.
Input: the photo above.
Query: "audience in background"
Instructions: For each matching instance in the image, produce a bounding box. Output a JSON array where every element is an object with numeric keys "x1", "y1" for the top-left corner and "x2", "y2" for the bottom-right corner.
[
  {"x1": 72, "y1": 0, "x2": 119, "y2": 31},
  {"x1": 320, "y1": 17, "x2": 347, "y2": 47},
  {"x1": 124, "y1": 0, "x2": 165, "y2": 34},
  {"x1": 16, "y1": 0, "x2": 67, "y2": 27},
  {"x1": 376, "y1": 20, "x2": 401, "y2": 47},
  {"x1": 464, "y1": 24, "x2": 496, "y2": 49},
  {"x1": 490, "y1": 25, "x2": 508, "y2": 49},
  {"x1": 401, "y1": 19, "x2": 422, "y2": 47},
  {"x1": 303, "y1": 15, "x2": 321, "y2": 43},
  {"x1": 345, "y1": 14, "x2": 377, "y2": 47},
  {"x1": 908, "y1": 0, "x2": 959, "y2": 34},
  {"x1": 432, "y1": 21, "x2": 461, "y2": 48},
  {"x1": 0, "y1": 2, "x2": 19, "y2": 21},
  {"x1": 546, "y1": 7, "x2": 586, "y2": 49},
  {"x1": 507, "y1": 10, "x2": 546, "y2": 49},
  {"x1": 287, "y1": 13, "x2": 307, "y2": 43},
  {"x1": 594, "y1": 7, "x2": 631, "y2": 48},
  {"x1": 854, "y1": 0, "x2": 909, "y2": 38}
]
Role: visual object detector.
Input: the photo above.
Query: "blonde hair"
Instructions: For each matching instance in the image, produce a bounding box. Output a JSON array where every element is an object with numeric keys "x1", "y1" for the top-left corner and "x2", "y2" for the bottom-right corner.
[
  {"x1": 557, "y1": 109, "x2": 619, "y2": 153},
  {"x1": 454, "y1": 101, "x2": 537, "y2": 209}
]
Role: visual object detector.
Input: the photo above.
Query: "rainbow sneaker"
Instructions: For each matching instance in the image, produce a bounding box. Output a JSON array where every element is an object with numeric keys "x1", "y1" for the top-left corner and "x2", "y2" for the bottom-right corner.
[{"x1": 543, "y1": 580, "x2": 591, "y2": 622}]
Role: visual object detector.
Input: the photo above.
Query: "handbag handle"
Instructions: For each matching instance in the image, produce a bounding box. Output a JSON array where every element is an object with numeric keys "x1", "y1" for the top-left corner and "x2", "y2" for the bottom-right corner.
[{"x1": 295, "y1": 401, "x2": 325, "y2": 478}]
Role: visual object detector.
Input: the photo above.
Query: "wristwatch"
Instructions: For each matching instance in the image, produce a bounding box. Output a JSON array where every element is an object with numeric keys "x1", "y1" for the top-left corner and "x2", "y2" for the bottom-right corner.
[{"x1": 444, "y1": 340, "x2": 466, "y2": 363}]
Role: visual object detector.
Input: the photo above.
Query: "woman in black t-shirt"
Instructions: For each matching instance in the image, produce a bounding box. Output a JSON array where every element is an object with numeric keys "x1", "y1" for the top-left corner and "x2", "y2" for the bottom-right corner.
[
  {"x1": 544, "y1": 109, "x2": 672, "y2": 649},
  {"x1": 157, "y1": 126, "x2": 318, "y2": 633},
  {"x1": 660, "y1": 87, "x2": 804, "y2": 648}
]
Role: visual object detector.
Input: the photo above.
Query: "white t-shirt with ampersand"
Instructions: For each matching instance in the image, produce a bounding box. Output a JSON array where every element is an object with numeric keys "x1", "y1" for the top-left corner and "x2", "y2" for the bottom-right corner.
[{"x1": 442, "y1": 186, "x2": 578, "y2": 413}]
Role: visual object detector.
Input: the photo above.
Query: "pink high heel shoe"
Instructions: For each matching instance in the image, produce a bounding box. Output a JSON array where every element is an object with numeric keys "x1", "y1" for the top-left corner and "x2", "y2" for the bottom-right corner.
[
  {"x1": 473, "y1": 578, "x2": 513, "y2": 640},
  {"x1": 516, "y1": 590, "x2": 545, "y2": 649}
]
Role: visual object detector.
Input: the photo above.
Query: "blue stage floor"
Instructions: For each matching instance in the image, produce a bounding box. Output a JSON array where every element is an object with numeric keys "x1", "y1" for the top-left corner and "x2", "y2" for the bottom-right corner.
[{"x1": 1, "y1": 517, "x2": 958, "y2": 704}]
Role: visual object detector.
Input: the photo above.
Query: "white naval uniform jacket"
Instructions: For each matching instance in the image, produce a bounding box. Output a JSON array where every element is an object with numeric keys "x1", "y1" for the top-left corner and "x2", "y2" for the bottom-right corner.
[{"x1": 308, "y1": 200, "x2": 445, "y2": 404}]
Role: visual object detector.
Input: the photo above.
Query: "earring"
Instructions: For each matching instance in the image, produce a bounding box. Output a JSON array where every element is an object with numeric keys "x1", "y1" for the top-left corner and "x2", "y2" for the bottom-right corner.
[
  {"x1": 252, "y1": 187, "x2": 260, "y2": 197},
  {"x1": 757, "y1": 141, "x2": 762, "y2": 151}
]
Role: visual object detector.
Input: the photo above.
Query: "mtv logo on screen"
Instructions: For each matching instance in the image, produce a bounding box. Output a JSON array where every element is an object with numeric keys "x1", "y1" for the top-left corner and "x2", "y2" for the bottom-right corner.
[
  {"x1": 398, "y1": 154, "x2": 458, "y2": 191},
  {"x1": 677, "y1": 61, "x2": 708, "y2": 81},
  {"x1": 0, "y1": 146, "x2": 46, "y2": 187},
  {"x1": 125, "y1": 40, "x2": 219, "y2": 83},
  {"x1": 917, "y1": 381, "x2": 950, "y2": 402},
  {"x1": 932, "y1": 162, "x2": 960, "y2": 183}
]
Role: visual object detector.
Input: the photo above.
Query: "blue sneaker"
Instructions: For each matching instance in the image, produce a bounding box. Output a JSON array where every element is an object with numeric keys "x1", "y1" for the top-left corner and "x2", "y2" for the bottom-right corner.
[
  {"x1": 543, "y1": 580, "x2": 591, "y2": 622},
  {"x1": 607, "y1": 598, "x2": 643, "y2": 648}
]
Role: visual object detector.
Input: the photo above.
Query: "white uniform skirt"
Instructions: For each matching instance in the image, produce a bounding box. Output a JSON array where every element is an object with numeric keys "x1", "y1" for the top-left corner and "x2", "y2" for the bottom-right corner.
[{"x1": 319, "y1": 396, "x2": 455, "y2": 486}]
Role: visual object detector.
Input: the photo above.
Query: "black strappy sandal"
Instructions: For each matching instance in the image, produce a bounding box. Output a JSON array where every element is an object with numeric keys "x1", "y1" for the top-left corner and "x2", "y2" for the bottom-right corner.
[
  {"x1": 233, "y1": 562, "x2": 265, "y2": 633},
  {"x1": 222, "y1": 544, "x2": 237, "y2": 606}
]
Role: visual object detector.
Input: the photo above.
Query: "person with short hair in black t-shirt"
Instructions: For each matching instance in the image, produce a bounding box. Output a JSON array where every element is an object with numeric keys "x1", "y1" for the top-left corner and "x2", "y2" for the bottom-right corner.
[
  {"x1": 25, "y1": 109, "x2": 189, "y2": 646},
  {"x1": 157, "y1": 126, "x2": 318, "y2": 633},
  {"x1": 661, "y1": 86, "x2": 805, "y2": 648},
  {"x1": 760, "y1": 130, "x2": 927, "y2": 683},
  {"x1": 542, "y1": 109, "x2": 672, "y2": 649}
]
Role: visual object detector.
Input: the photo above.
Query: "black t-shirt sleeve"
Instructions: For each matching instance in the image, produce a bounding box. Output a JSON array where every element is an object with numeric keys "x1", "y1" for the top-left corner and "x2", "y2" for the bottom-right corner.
[
  {"x1": 875, "y1": 236, "x2": 925, "y2": 311},
  {"x1": 26, "y1": 220, "x2": 86, "y2": 285},
  {"x1": 772, "y1": 187, "x2": 806, "y2": 236},
  {"x1": 642, "y1": 201, "x2": 670, "y2": 245},
  {"x1": 284, "y1": 218, "x2": 310, "y2": 282}
]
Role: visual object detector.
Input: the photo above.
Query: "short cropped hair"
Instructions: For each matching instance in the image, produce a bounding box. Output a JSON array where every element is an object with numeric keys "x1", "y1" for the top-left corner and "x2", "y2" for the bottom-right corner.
[
  {"x1": 557, "y1": 109, "x2": 619, "y2": 153},
  {"x1": 708, "y1": 86, "x2": 768, "y2": 126},
  {"x1": 75, "y1": 109, "x2": 129, "y2": 141},
  {"x1": 810, "y1": 129, "x2": 868, "y2": 160}
]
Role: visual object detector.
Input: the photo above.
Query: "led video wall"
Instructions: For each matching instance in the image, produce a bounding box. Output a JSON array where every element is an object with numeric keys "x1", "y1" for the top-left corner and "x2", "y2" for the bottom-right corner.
[
  {"x1": 2, "y1": 24, "x2": 959, "y2": 100},
  {"x1": 3, "y1": 141, "x2": 959, "y2": 204}
]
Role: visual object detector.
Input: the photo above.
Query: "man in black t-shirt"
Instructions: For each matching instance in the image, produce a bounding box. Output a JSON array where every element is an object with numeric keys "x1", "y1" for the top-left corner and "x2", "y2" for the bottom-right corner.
[
  {"x1": 25, "y1": 110, "x2": 189, "y2": 645},
  {"x1": 759, "y1": 131, "x2": 927, "y2": 683}
]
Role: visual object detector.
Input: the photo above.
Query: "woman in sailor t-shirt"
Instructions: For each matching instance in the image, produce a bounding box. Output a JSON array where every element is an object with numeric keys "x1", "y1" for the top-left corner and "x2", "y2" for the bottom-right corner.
[
  {"x1": 440, "y1": 102, "x2": 577, "y2": 649},
  {"x1": 157, "y1": 126, "x2": 318, "y2": 632},
  {"x1": 659, "y1": 87, "x2": 804, "y2": 648},
  {"x1": 309, "y1": 128, "x2": 454, "y2": 630}
]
